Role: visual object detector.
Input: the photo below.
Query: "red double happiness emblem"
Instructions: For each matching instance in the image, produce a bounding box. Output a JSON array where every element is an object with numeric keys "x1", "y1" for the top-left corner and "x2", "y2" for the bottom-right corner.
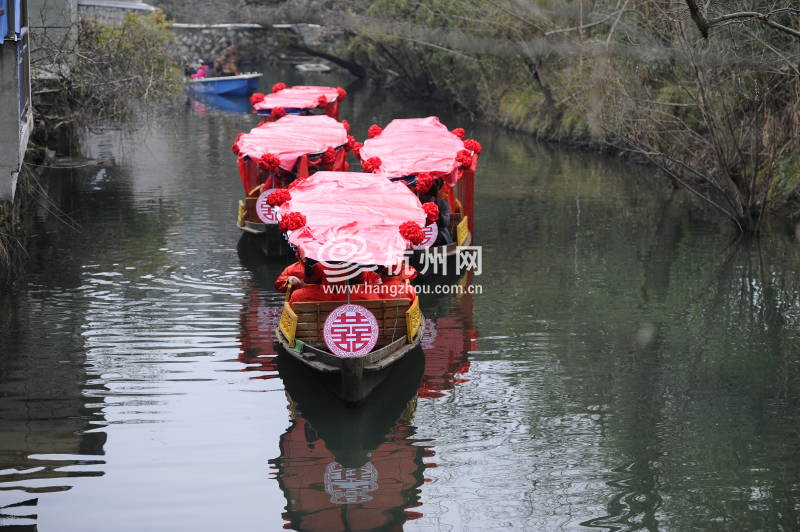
[
  {"x1": 255, "y1": 188, "x2": 279, "y2": 224},
  {"x1": 412, "y1": 222, "x2": 438, "y2": 250},
  {"x1": 323, "y1": 304, "x2": 379, "y2": 358}
]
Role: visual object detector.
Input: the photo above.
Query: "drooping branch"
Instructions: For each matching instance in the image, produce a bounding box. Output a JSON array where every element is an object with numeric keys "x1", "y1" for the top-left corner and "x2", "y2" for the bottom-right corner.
[{"x1": 684, "y1": 1, "x2": 800, "y2": 40}]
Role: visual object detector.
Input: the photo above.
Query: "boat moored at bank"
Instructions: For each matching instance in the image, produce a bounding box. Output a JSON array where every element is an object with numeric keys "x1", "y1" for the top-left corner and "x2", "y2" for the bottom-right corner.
[{"x1": 186, "y1": 72, "x2": 262, "y2": 96}]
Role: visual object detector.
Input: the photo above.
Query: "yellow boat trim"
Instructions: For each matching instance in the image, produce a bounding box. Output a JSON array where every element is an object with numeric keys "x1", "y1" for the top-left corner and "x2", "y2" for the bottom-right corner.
[
  {"x1": 405, "y1": 298, "x2": 422, "y2": 342},
  {"x1": 456, "y1": 216, "x2": 469, "y2": 246},
  {"x1": 279, "y1": 302, "x2": 298, "y2": 347},
  {"x1": 237, "y1": 200, "x2": 246, "y2": 227}
]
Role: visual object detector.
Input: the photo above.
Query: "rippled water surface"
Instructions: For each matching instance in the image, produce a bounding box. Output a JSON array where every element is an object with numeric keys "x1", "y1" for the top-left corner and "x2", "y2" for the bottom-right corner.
[{"x1": 1, "y1": 66, "x2": 800, "y2": 531}]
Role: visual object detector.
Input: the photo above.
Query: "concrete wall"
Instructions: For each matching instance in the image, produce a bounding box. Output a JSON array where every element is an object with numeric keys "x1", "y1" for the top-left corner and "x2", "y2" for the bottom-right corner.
[
  {"x1": 77, "y1": 0, "x2": 157, "y2": 25},
  {"x1": 29, "y1": 0, "x2": 78, "y2": 53},
  {"x1": 0, "y1": 47, "x2": 20, "y2": 201}
]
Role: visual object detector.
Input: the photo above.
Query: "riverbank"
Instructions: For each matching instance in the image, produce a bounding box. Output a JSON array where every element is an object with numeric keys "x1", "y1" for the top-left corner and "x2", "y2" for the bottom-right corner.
[
  {"x1": 336, "y1": 2, "x2": 800, "y2": 231},
  {"x1": 140, "y1": 0, "x2": 800, "y2": 231}
]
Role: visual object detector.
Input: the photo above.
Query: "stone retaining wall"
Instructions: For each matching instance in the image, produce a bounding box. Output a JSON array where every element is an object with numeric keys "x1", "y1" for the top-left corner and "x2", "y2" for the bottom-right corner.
[{"x1": 170, "y1": 23, "x2": 281, "y2": 65}]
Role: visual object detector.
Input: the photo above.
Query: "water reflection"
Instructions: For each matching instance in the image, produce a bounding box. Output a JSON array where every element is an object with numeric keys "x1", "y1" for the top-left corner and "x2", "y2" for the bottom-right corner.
[
  {"x1": 1, "y1": 60, "x2": 799, "y2": 530},
  {"x1": 418, "y1": 275, "x2": 478, "y2": 399},
  {"x1": 469, "y1": 138, "x2": 800, "y2": 529},
  {"x1": 235, "y1": 236, "x2": 287, "y2": 379},
  {"x1": 236, "y1": 240, "x2": 482, "y2": 531},
  {"x1": 272, "y1": 352, "x2": 427, "y2": 531},
  {"x1": 0, "y1": 163, "x2": 120, "y2": 527},
  {"x1": 187, "y1": 94, "x2": 253, "y2": 116}
]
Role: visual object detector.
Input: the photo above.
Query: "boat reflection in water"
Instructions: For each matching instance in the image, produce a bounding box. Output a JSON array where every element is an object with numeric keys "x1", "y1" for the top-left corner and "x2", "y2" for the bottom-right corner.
[
  {"x1": 187, "y1": 93, "x2": 253, "y2": 116},
  {"x1": 271, "y1": 351, "x2": 428, "y2": 531},
  {"x1": 237, "y1": 281, "x2": 282, "y2": 378},
  {"x1": 235, "y1": 237, "x2": 287, "y2": 378},
  {"x1": 236, "y1": 247, "x2": 479, "y2": 529},
  {"x1": 419, "y1": 274, "x2": 478, "y2": 399}
]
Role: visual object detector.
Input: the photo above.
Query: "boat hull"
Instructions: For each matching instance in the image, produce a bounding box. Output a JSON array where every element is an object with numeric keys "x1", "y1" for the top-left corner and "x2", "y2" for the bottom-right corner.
[
  {"x1": 186, "y1": 73, "x2": 262, "y2": 96},
  {"x1": 237, "y1": 223, "x2": 290, "y2": 256},
  {"x1": 274, "y1": 316, "x2": 425, "y2": 405}
]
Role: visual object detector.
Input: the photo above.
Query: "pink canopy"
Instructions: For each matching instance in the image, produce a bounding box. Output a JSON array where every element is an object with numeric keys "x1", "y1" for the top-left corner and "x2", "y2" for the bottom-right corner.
[
  {"x1": 233, "y1": 115, "x2": 348, "y2": 172},
  {"x1": 279, "y1": 172, "x2": 426, "y2": 267},
  {"x1": 359, "y1": 116, "x2": 467, "y2": 178},
  {"x1": 252, "y1": 86, "x2": 340, "y2": 112}
]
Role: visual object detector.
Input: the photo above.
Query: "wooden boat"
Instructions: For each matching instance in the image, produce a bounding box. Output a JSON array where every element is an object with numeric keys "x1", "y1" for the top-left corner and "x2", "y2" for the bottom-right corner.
[
  {"x1": 232, "y1": 115, "x2": 352, "y2": 254},
  {"x1": 185, "y1": 72, "x2": 262, "y2": 96},
  {"x1": 250, "y1": 83, "x2": 347, "y2": 121},
  {"x1": 357, "y1": 117, "x2": 479, "y2": 270},
  {"x1": 276, "y1": 297, "x2": 424, "y2": 403},
  {"x1": 271, "y1": 171, "x2": 429, "y2": 404}
]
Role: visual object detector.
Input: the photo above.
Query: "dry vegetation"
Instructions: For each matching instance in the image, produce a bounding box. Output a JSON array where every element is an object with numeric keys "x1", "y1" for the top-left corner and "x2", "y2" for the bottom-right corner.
[
  {"x1": 32, "y1": 11, "x2": 183, "y2": 136},
  {"x1": 344, "y1": 0, "x2": 800, "y2": 232}
]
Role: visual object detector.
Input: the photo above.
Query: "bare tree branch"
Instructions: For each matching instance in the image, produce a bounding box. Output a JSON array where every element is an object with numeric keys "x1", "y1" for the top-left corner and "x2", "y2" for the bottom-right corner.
[{"x1": 685, "y1": 1, "x2": 800, "y2": 40}]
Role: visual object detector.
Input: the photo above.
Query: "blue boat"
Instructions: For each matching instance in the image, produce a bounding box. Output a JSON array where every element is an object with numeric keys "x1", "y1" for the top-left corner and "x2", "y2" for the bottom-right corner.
[{"x1": 186, "y1": 73, "x2": 262, "y2": 96}]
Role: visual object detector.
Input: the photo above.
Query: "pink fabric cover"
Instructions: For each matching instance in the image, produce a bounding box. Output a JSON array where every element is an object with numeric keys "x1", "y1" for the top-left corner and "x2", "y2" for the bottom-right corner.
[
  {"x1": 359, "y1": 116, "x2": 466, "y2": 177},
  {"x1": 233, "y1": 115, "x2": 348, "y2": 171},
  {"x1": 279, "y1": 172, "x2": 426, "y2": 267},
  {"x1": 252, "y1": 85, "x2": 340, "y2": 112}
]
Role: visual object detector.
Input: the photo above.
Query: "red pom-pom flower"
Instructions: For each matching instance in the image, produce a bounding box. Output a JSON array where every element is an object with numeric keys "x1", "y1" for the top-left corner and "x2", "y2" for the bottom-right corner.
[
  {"x1": 415, "y1": 173, "x2": 434, "y2": 194},
  {"x1": 336, "y1": 86, "x2": 347, "y2": 100},
  {"x1": 362, "y1": 157, "x2": 382, "y2": 173},
  {"x1": 250, "y1": 92, "x2": 265, "y2": 105},
  {"x1": 451, "y1": 128, "x2": 465, "y2": 139},
  {"x1": 317, "y1": 95, "x2": 328, "y2": 108},
  {"x1": 231, "y1": 133, "x2": 244, "y2": 155},
  {"x1": 346, "y1": 135, "x2": 357, "y2": 152},
  {"x1": 422, "y1": 202, "x2": 439, "y2": 225},
  {"x1": 463, "y1": 139, "x2": 482, "y2": 154},
  {"x1": 272, "y1": 82, "x2": 286, "y2": 93},
  {"x1": 456, "y1": 149, "x2": 472, "y2": 168},
  {"x1": 367, "y1": 124, "x2": 382, "y2": 139},
  {"x1": 258, "y1": 153, "x2": 281, "y2": 172},
  {"x1": 342, "y1": 120, "x2": 350, "y2": 132},
  {"x1": 352, "y1": 141, "x2": 363, "y2": 157},
  {"x1": 279, "y1": 212, "x2": 306, "y2": 232},
  {"x1": 266, "y1": 189, "x2": 291, "y2": 206},
  {"x1": 271, "y1": 107, "x2": 286, "y2": 120},
  {"x1": 399, "y1": 221, "x2": 425, "y2": 245},
  {"x1": 321, "y1": 146, "x2": 337, "y2": 165}
]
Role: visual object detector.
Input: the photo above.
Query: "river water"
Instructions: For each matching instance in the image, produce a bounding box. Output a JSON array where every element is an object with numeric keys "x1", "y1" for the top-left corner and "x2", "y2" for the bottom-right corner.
[{"x1": 1, "y1": 67, "x2": 799, "y2": 531}]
